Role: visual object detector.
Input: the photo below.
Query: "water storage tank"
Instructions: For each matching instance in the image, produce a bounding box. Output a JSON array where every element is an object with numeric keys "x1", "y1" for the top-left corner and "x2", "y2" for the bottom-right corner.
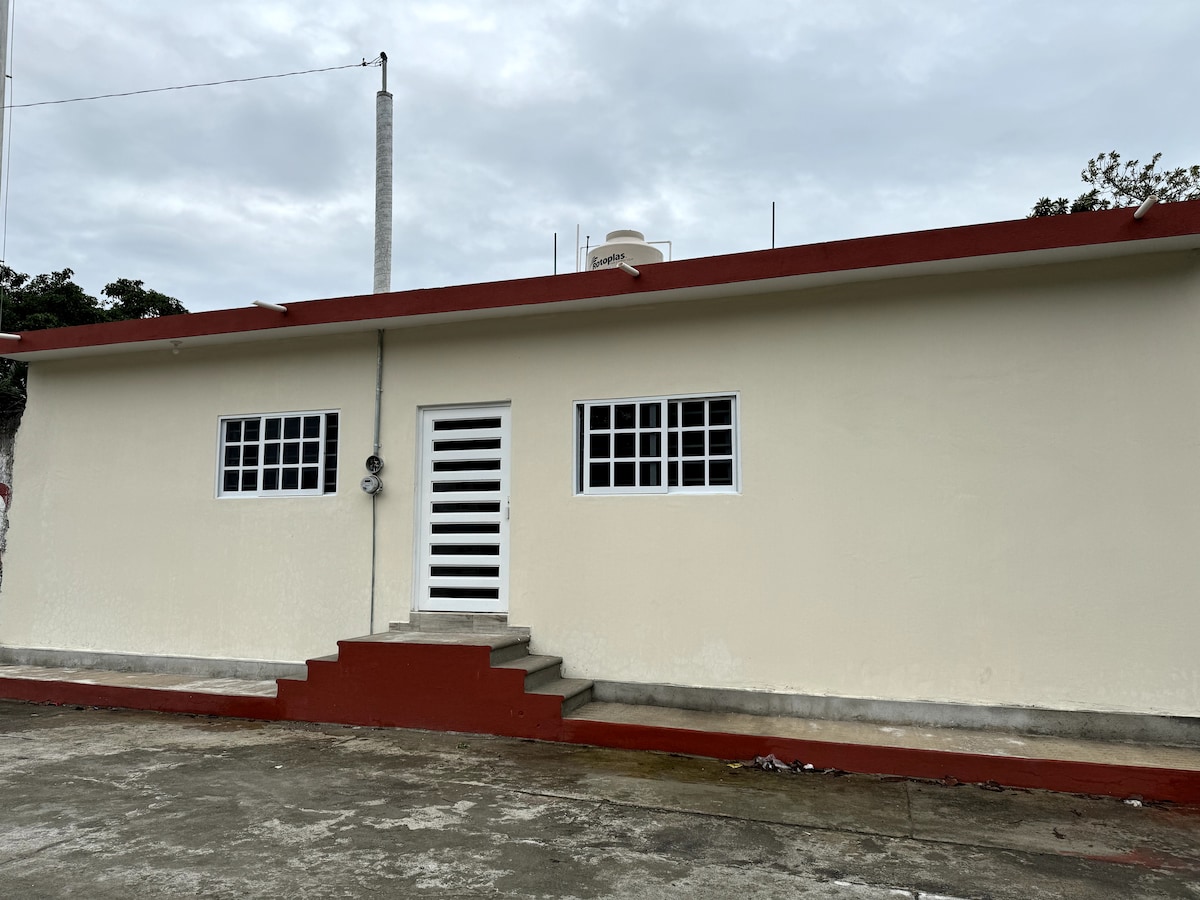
[{"x1": 586, "y1": 230, "x2": 664, "y2": 271}]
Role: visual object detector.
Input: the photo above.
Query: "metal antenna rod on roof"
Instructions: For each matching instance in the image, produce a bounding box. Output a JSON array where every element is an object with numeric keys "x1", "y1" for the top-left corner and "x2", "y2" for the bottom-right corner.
[{"x1": 372, "y1": 51, "x2": 393, "y2": 294}]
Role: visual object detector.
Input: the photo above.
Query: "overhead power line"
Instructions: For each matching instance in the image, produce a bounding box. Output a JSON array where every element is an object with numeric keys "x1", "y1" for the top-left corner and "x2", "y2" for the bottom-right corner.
[{"x1": 3, "y1": 57, "x2": 383, "y2": 110}]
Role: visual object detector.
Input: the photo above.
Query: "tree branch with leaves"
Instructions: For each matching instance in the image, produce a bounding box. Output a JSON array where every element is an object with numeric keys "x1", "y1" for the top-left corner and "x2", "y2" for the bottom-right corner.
[
  {"x1": 0, "y1": 266, "x2": 187, "y2": 419},
  {"x1": 1030, "y1": 151, "x2": 1200, "y2": 217}
]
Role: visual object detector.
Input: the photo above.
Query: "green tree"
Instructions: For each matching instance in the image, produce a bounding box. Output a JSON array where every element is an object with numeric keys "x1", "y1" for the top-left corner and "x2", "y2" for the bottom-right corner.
[
  {"x1": 0, "y1": 266, "x2": 187, "y2": 419},
  {"x1": 1030, "y1": 151, "x2": 1200, "y2": 217},
  {"x1": 100, "y1": 278, "x2": 188, "y2": 320}
]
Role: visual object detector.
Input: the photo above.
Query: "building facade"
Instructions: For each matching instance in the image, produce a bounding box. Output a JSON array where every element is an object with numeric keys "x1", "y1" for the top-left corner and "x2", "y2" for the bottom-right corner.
[{"x1": 3, "y1": 205, "x2": 1199, "y2": 722}]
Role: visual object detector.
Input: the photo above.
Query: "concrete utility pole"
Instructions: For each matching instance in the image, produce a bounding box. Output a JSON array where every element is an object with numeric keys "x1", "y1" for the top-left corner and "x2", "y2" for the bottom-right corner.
[
  {"x1": 0, "y1": 0, "x2": 10, "y2": 332},
  {"x1": 372, "y1": 51, "x2": 392, "y2": 294},
  {"x1": 0, "y1": 0, "x2": 8, "y2": 178}
]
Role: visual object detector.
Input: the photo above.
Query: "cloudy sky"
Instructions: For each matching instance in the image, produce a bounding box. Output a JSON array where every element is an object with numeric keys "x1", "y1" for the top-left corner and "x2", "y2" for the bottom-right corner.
[{"x1": 4, "y1": 1, "x2": 1198, "y2": 313}]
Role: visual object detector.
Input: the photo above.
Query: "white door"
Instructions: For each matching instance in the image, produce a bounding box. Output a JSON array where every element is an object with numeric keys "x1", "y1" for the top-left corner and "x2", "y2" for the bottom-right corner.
[{"x1": 415, "y1": 404, "x2": 510, "y2": 613}]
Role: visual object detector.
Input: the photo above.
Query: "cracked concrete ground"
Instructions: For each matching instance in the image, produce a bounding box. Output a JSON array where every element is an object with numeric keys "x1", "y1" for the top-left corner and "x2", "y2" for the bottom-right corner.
[{"x1": 0, "y1": 701, "x2": 1198, "y2": 899}]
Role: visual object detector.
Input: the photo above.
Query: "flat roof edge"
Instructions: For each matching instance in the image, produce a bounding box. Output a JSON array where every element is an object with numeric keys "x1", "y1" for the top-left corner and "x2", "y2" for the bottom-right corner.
[{"x1": 5, "y1": 202, "x2": 1199, "y2": 362}]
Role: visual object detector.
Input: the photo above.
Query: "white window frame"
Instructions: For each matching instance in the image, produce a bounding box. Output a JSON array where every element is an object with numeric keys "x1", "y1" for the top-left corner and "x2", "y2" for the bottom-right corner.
[
  {"x1": 216, "y1": 409, "x2": 340, "y2": 498},
  {"x1": 575, "y1": 393, "x2": 740, "y2": 495}
]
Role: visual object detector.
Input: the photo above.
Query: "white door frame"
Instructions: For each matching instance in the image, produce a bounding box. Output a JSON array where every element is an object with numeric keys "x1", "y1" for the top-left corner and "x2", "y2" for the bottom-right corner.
[{"x1": 414, "y1": 403, "x2": 510, "y2": 613}]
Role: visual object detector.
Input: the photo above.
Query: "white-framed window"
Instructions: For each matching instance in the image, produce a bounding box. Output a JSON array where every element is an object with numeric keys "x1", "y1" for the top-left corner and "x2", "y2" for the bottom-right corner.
[
  {"x1": 575, "y1": 394, "x2": 738, "y2": 495},
  {"x1": 217, "y1": 410, "x2": 339, "y2": 498}
]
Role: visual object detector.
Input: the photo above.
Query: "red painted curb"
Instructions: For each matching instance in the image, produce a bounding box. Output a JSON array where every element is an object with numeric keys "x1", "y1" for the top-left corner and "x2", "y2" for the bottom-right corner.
[
  {"x1": 556, "y1": 719, "x2": 1200, "y2": 806},
  {"x1": 0, "y1": 677, "x2": 280, "y2": 722},
  {"x1": 3, "y1": 675, "x2": 1197, "y2": 807}
]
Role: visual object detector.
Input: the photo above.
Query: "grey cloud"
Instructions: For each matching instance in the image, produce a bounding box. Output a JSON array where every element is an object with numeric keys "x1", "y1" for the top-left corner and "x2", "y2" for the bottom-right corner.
[{"x1": 3, "y1": 1, "x2": 1198, "y2": 311}]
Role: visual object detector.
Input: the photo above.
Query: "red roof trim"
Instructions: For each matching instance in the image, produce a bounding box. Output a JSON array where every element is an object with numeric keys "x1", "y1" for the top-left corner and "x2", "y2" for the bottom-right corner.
[{"x1": 8, "y1": 202, "x2": 1200, "y2": 356}]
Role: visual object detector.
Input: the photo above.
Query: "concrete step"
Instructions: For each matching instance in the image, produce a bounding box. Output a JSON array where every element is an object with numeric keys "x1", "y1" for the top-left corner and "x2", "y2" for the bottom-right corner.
[
  {"x1": 487, "y1": 635, "x2": 534, "y2": 665},
  {"x1": 342, "y1": 630, "x2": 528, "y2": 647},
  {"x1": 308, "y1": 631, "x2": 586, "y2": 715},
  {"x1": 338, "y1": 630, "x2": 531, "y2": 662},
  {"x1": 327, "y1": 631, "x2": 590, "y2": 711},
  {"x1": 529, "y1": 677, "x2": 594, "y2": 715},
  {"x1": 493, "y1": 653, "x2": 564, "y2": 690},
  {"x1": 388, "y1": 613, "x2": 530, "y2": 637}
]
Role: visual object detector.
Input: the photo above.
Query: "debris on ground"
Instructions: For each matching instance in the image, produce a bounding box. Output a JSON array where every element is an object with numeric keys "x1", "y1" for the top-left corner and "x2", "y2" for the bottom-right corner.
[{"x1": 747, "y1": 754, "x2": 846, "y2": 776}]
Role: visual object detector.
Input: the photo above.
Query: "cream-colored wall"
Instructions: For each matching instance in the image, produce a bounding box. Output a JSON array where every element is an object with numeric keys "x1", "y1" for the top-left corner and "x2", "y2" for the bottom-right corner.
[
  {"x1": 374, "y1": 251, "x2": 1200, "y2": 716},
  {"x1": 3, "y1": 251, "x2": 1199, "y2": 716},
  {"x1": 0, "y1": 332, "x2": 379, "y2": 663}
]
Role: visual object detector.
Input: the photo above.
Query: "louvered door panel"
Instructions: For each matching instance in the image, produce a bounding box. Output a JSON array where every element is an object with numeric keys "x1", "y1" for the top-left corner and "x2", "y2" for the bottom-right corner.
[{"x1": 417, "y1": 406, "x2": 509, "y2": 612}]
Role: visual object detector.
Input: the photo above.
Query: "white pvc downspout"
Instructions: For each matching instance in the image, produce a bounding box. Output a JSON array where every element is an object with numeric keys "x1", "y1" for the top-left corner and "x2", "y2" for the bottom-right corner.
[{"x1": 368, "y1": 329, "x2": 383, "y2": 634}]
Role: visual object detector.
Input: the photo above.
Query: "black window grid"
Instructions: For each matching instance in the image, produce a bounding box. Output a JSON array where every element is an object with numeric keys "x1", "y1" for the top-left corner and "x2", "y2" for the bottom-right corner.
[
  {"x1": 219, "y1": 411, "x2": 339, "y2": 497},
  {"x1": 578, "y1": 395, "x2": 736, "y2": 494}
]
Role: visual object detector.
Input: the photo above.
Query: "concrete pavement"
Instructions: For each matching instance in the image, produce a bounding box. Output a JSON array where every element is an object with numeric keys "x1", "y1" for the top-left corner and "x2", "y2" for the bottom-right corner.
[{"x1": 1, "y1": 700, "x2": 1198, "y2": 898}]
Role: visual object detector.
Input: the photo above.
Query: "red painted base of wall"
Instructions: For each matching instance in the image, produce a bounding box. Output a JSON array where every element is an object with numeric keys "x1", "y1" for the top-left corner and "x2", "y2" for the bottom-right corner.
[
  {"x1": 0, "y1": 677, "x2": 279, "y2": 722},
  {"x1": 4, "y1": 638, "x2": 1199, "y2": 807},
  {"x1": 557, "y1": 719, "x2": 1200, "y2": 807}
]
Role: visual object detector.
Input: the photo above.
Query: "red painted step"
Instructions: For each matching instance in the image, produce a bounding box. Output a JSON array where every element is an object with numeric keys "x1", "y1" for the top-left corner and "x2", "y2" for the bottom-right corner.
[{"x1": 275, "y1": 632, "x2": 592, "y2": 739}]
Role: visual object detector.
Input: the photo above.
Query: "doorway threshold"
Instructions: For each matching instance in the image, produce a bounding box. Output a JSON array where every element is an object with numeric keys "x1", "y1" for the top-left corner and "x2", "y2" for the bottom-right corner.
[{"x1": 388, "y1": 612, "x2": 528, "y2": 636}]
